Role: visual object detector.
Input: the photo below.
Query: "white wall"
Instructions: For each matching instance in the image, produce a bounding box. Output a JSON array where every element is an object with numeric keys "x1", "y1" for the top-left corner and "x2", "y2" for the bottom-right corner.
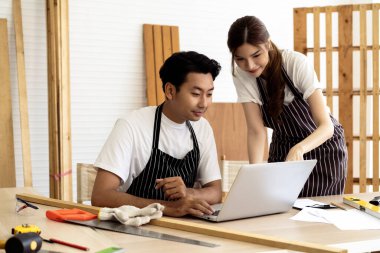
[{"x1": 0, "y1": 0, "x2": 373, "y2": 197}]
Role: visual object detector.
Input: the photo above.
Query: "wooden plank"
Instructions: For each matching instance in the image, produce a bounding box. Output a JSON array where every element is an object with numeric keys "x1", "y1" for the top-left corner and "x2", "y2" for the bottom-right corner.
[
  {"x1": 17, "y1": 193, "x2": 99, "y2": 214},
  {"x1": 171, "y1": 26, "x2": 180, "y2": 53},
  {"x1": 359, "y1": 5, "x2": 367, "y2": 193},
  {"x1": 16, "y1": 193, "x2": 346, "y2": 253},
  {"x1": 325, "y1": 7, "x2": 333, "y2": 111},
  {"x1": 46, "y1": 0, "x2": 59, "y2": 198},
  {"x1": 162, "y1": 26, "x2": 172, "y2": 61},
  {"x1": 59, "y1": 0, "x2": 72, "y2": 201},
  {"x1": 313, "y1": 8, "x2": 321, "y2": 79},
  {"x1": 203, "y1": 103, "x2": 249, "y2": 161},
  {"x1": 153, "y1": 25, "x2": 165, "y2": 105},
  {"x1": 46, "y1": 0, "x2": 72, "y2": 200},
  {"x1": 0, "y1": 19, "x2": 16, "y2": 187},
  {"x1": 372, "y1": 5, "x2": 380, "y2": 192},
  {"x1": 13, "y1": 0, "x2": 32, "y2": 187},
  {"x1": 144, "y1": 24, "x2": 179, "y2": 106},
  {"x1": 161, "y1": 26, "x2": 172, "y2": 101},
  {"x1": 143, "y1": 24, "x2": 157, "y2": 106},
  {"x1": 293, "y1": 9, "x2": 307, "y2": 54},
  {"x1": 46, "y1": 0, "x2": 61, "y2": 199},
  {"x1": 338, "y1": 5, "x2": 353, "y2": 194}
]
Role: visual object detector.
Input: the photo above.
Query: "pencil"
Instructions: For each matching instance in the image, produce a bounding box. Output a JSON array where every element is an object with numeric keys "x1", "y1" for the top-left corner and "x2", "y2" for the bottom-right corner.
[
  {"x1": 49, "y1": 238, "x2": 89, "y2": 251},
  {"x1": 330, "y1": 202, "x2": 348, "y2": 211}
]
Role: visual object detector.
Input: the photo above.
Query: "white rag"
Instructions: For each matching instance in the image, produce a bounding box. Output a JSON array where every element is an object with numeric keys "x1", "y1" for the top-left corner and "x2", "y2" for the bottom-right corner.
[{"x1": 98, "y1": 203, "x2": 164, "y2": 226}]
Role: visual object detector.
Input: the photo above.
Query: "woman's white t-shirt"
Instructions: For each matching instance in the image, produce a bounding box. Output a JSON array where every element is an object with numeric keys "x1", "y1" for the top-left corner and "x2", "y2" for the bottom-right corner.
[{"x1": 233, "y1": 49, "x2": 322, "y2": 105}]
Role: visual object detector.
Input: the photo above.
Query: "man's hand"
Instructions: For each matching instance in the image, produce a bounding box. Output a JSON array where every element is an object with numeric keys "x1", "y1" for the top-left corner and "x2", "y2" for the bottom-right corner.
[
  {"x1": 155, "y1": 176, "x2": 187, "y2": 200},
  {"x1": 163, "y1": 195, "x2": 214, "y2": 217}
]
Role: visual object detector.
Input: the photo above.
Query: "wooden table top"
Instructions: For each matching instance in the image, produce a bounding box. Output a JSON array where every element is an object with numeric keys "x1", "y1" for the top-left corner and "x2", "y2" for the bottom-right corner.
[{"x1": 1, "y1": 187, "x2": 380, "y2": 253}]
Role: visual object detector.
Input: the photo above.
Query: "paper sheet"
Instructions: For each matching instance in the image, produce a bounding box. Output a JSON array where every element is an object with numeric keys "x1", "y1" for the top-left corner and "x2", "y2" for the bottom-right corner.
[
  {"x1": 291, "y1": 207, "x2": 380, "y2": 230},
  {"x1": 293, "y1": 198, "x2": 328, "y2": 209}
]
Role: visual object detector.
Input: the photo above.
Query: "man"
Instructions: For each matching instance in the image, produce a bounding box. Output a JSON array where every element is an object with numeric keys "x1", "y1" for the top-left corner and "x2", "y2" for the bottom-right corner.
[{"x1": 92, "y1": 51, "x2": 222, "y2": 217}]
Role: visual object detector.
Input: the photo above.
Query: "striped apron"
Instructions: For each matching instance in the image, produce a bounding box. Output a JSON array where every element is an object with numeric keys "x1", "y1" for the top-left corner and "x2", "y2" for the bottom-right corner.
[
  {"x1": 127, "y1": 103, "x2": 200, "y2": 200},
  {"x1": 256, "y1": 67, "x2": 347, "y2": 197}
]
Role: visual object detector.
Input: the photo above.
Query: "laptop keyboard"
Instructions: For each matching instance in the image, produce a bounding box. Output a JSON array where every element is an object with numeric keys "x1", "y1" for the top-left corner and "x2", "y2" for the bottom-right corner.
[{"x1": 211, "y1": 210, "x2": 220, "y2": 216}]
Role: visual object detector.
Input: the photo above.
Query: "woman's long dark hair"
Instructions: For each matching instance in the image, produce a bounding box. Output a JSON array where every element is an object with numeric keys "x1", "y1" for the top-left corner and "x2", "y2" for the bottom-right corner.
[{"x1": 227, "y1": 16, "x2": 285, "y2": 119}]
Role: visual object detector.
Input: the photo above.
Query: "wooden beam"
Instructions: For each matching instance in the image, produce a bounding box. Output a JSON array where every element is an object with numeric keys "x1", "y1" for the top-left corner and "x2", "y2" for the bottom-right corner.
[
  {"x1": 338, "y1": 5, "x2": 354, "y2": 194},
  {"x1": 353, "y1": 177, "x2": 380, "y2": 185},
  {"x1": 153, "y1": 25, "x2": 165, "y2": 104},
  {"x1": 372, "y1": 4, "x2": 380, "y2": 192},
  {"x1": 294, "y1": 3, "x2": 380, "y2": 13},
  {"x1": 0, "y1": 19, "x2": 16, "y2": 187},
  {"x1": 13, "y1": 0, "x2": 32, "y2": 187},
  {"x1": 46, "y1": 0, "x2": 72, "y2": 200},
  {"x1": 325, "y1": 6, "x2": 333, "y2": 111},
  {"x1": 143, "y1": 24, "x2": 157, "y2": 106},
  {"x1": 313, "y1": 8, "x2": 321, "y2": 79},
  {"x1": 359, "y1": 5, "x2": 367, "y2": 193},
  {"x1": 16, "y1": 193, "x2": 346, "y2": 253},
  {"x1": 293, "y1": 9, "x2": 307, "y2": 55},
  {"x1": 306, "y1": 45, "x2": 380, "y2": 52}
]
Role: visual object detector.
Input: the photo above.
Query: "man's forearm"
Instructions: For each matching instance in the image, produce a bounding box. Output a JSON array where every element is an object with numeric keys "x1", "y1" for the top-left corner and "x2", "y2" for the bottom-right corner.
[
  {"x1": 92, "y1": 189, "x2": 194, "y2": 217},
  {"x1": 92, "y1": 189, "x2": 164, "y2": 208},
  {"x1": 186, "y1": 180, "x2": 222, "y2": 204}
]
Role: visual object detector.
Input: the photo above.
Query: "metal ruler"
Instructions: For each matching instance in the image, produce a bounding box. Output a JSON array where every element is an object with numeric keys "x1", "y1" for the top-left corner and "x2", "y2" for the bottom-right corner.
[
  {"x1": 343, "y1": 196, "x2": 380, "y2": 219},
  {"x1": 66, "y1": 219, "x2": 219, "y2": 248}
]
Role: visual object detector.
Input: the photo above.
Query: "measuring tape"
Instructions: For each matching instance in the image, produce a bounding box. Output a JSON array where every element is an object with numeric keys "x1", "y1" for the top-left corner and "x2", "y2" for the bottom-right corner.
[
  {"x1": 12, "y1": 224, "x2": 41, "y2": 235},
  {"x1": 343, "y1": 196, "x2": 380, "y2": 219}
]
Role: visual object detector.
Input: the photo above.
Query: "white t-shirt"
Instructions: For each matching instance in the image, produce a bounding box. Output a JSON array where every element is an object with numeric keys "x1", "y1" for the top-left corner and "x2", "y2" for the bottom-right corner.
[
  {"x1": 233, "y1": 50, "x2": 322, "y2": 105},
  {"x1": 94, "y1": 106, "x2": 221, "y2": 191}
]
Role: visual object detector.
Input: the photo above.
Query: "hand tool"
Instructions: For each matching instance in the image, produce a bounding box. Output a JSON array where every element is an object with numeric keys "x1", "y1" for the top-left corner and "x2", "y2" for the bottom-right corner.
[
  {"x1": 46, "y1": 208, "x2": 97, "y2": 222},
  {"x1": 66, "y1": 218, "x2": 219, "y2": 247},
  {"x1": 5, "y1": 232, "x2": 42, "y2": 252},
  {"x1": 16, "y1": 197, "x2": 39, "y2": 213},
  {"x1": 46, "y1": 208, "x2": 218, "y2": 248},
  {"x1": 369, "y1": 196, "x2": 380, "y2": 206},
  {"x1": 343, "y1": 196, "x2": 380, "y2": 219},
  {"x1": 1, "y1": 232, "x2": 63, "y2": 253},
  {"x1": 12, "y1": 224, "x2": 41, "y2": 235},
  {"x1": 43, "y1": 237, "x2": 89, "y2": 251}
]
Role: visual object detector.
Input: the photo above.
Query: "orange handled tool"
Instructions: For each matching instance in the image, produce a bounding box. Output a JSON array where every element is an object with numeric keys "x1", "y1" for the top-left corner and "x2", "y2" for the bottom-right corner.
[{"x1": 46, "y1": 208, "x2": 97, "y2": 222}]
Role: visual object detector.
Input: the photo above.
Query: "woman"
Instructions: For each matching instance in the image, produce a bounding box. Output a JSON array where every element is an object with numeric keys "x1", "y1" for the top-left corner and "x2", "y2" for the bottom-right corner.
[{"x1": 227, "y1": 16, "x2": 347, "y2": 197}]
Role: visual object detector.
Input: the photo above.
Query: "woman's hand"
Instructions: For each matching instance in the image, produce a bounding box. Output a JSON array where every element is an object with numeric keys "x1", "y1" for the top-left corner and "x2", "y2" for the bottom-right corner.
[{"x1": 286, "y1": 145, "x2": 305, "y2": 161}]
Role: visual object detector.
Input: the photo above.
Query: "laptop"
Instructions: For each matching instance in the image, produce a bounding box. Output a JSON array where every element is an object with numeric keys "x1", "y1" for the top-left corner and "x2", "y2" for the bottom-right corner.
[{"x1": 198, "y1": 159, "x2": 317, "y2": 222}]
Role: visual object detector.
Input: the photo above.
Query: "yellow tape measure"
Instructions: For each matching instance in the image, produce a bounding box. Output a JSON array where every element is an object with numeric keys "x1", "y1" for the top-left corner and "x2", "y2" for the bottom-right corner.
[
  {"x1": 343, "y1": 196, "x2": 380, "y2": 219},
  {"x1": 11, "y1": 224, "x2": 41, "y2": 235}
]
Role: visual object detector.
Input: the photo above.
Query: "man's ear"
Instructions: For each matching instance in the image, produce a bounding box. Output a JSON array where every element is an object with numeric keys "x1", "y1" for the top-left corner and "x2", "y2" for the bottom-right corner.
[{"x1": 164, "y1": 82, "x2": 176, "y2": 100}]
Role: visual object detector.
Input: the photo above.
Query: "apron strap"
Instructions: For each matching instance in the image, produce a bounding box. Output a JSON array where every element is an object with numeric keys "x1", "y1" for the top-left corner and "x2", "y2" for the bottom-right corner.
[
  {"x1": 281, "y1": 65, "x2": 304, "y2": 100},
  {"x1": 186, "y1": 121, "x2": 199, "y2": 150},
  {"x1": 152, "y1": 103, "x2": 164, "y2": 149}
]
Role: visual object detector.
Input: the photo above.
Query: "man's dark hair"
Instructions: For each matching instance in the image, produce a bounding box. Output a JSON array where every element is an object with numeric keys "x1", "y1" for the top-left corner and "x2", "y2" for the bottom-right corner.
[{"x1": 159, "y1": 51, "x2": 221, "y2": 92}]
